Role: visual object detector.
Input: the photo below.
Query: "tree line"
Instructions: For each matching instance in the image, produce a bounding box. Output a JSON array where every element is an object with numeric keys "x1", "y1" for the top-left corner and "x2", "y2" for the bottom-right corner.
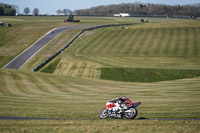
[
  {"x1": 0, "y1": 3, "x2": 39, "y2": 16},
  {"x1": 24, "y1": 7, "x2": 39, "y2": 16},
  {"x1": 0, "y1": 3, "x2": 17, "y2": 16},
  {"x1": 56, "y1": 9, "x2": 72, "y2": 15},
  {"x1": 1, "y1": 2, "x2": 200, "y2": 17},
  {"x1": 73, "y1": 3, "x2": 200, "y2": 17}
]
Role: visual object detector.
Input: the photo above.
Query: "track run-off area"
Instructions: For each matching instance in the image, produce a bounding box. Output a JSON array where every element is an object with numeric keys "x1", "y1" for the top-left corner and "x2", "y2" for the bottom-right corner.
[
  {"x1": 0, "y1": 116, "x2": 200, "y2": 121},
  {"x1": 3, "y1": 25, "x2": 95, "y2": 69}
]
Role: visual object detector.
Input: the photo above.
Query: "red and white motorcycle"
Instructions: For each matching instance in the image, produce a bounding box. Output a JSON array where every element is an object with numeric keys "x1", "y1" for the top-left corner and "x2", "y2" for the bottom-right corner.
[{"x1": 99, "y1": 97, "x2": 141, "y2": 119}]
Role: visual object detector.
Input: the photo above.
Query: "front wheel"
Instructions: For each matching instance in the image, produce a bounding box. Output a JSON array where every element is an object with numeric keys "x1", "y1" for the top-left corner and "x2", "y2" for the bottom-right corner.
[
  {"x1": 125, "y1": 108, "x2": 138, "y2": 119},
  {"x1": 99, "y1": 109, "x2": 109, "y2": 119}
]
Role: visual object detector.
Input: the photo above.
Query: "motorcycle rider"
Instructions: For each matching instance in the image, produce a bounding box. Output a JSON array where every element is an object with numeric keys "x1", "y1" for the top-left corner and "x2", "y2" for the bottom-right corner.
[
  {"x1": 99, "y1": 96, "x2": 141, "y2": 119},
  {"x1": 109, "y1": 96, "x2": 131, "y2": 110},
  {"x1": 109, "y1": 96, "x2": 131, "y2": 104}
]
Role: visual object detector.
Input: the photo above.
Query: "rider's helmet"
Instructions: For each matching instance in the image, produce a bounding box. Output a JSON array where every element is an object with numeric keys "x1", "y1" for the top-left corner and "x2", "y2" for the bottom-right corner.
[
  {"x1": 121, "y1": 96, "x2": 131, "y2": 103},
  {"x1": 121, "y1": 96, "x2": 126, "y2": 100}
]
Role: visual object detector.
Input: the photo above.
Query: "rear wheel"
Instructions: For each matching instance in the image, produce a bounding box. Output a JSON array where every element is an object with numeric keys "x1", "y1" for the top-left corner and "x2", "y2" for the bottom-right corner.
[
  {"x1": 125, "y1": 108, "x2": 138, "y2": 119},
  {"x1": 99, "y1": 109, "x2": 109, "y2": 119}
]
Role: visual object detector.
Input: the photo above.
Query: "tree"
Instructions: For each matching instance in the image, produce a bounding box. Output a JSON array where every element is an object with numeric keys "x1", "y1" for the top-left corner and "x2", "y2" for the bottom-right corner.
[
  {"x1": 0, "y1": 3, "x2": 16, "y2": 16},
  {"x1": 63, "y1": 9, "x2": 72, "y2": 15},
  {"x1": 0, "y1": 7, "x2": 4, "y2": 15},
  {"x1": 63, "y1": 9, "x2": 68, "y2": 15},
  {"x1": 11, "y1": 5, "x2": 19, "y2": 15},
  {"x1": 73, "y1": 3, "x2": 200, "y2": 17},
  {"x1": 67, "y1": 9, "x2": 73, "y2": 15},
  {"x1": 4, "y1": 8, "x2": 16, "y2": 15},
  {"x1": 24, "y1": 7, "x2": 30, "y2": 15},
  {"x1": 56, "y1": 9, "x2": 63, "y2": 15},
  {"x1": 33, "y1": 8, "x2": 39, "y2": 16}
]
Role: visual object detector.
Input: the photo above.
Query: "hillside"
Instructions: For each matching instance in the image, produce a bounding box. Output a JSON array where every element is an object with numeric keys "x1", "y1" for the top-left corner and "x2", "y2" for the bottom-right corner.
[
  {"x1": 32, "y1": 19, "x2": 200, "y2": 82},
  {"x1": 1, "y1": 67, "x2": 200, "y2": 132},
  {"x1": 1, "y1": 68, "x2": 200, "y2": 119},
  {"x1": 0, "y1": 16, "x2": 200, "y2": 132},
  {"x1": 0, "y1": 16, "x2": 131, "y2": 68}
]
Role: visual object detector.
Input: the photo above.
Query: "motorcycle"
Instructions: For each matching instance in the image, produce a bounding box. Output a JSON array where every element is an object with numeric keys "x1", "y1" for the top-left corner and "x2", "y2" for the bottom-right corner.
[{"x1": 99, "y1": 98, "x2": 141, "y2": 119}]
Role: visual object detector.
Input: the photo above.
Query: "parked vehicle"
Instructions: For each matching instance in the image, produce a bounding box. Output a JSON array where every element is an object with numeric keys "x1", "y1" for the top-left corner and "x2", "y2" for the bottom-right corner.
[{"x1": 66, "y1": 15, "x2": 80, "y2": 22}]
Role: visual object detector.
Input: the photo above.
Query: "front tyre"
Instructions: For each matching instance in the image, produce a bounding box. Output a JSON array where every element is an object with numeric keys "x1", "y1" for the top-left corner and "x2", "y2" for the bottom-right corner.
[
  {"x1": 99, "y1": 109, "x2": 109, "y2": 119},
  {"x1": 125, "y1": 108, "x2": 138, "y2": 119}
]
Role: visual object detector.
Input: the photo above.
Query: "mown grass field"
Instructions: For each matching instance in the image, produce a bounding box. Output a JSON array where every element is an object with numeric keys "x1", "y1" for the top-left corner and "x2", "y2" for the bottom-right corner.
[
  {"x1": 0, "y1": 16, "x2": 200, "y2": 132},
  {"x1": 37, "y1": 19, "x2": 200, "y2": 80},
  {"x1": 0, "y1": 119, "x2": 200, "y2": 133},
  {"x1": 0, "y1": 16, "x2": 136, "y2": 68},
  {"x1": 74, "y1": 20, "x2": 200, "y2": 70},
  {"x1": 0, "y1": 16, "x2": 69, "y2": 67},
  {"x1": 0, "y1": 68, "x2": 200, "y2": 132},
  {"x1": 101, "y1": 67, "x2": 200, "y2": 82}
]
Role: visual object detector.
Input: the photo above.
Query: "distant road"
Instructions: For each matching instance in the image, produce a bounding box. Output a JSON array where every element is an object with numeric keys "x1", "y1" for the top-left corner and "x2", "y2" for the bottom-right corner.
[{"x1": 3, "y1": 25, "x2": 94, "y2": 69}]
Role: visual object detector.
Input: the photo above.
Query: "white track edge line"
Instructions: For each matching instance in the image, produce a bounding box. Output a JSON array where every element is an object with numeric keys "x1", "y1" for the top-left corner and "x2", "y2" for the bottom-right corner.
[
  {"x1": 19, "y1": 29, "x2": 68, "y2": 69},
  {"x1": 3, "y1": 28, "x2": 59, "y2": 68},
  {"x1": 3, "y1": 25, "x2": 95, "y2": 69}
]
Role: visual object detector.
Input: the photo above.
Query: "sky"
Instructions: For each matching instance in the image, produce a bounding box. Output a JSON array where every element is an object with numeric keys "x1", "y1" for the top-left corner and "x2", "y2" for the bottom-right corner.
[{"x1": 0, "y1": 0, "x2": 200, "y2": 15}]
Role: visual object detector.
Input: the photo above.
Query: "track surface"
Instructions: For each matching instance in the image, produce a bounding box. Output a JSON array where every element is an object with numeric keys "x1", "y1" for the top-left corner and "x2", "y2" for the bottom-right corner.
[
  {"x1": 3, "y1": 25, "x2": 94, "y2": 69},
  {"x1": 0, "y1": 116, "x2": 199, "y2": 121}
]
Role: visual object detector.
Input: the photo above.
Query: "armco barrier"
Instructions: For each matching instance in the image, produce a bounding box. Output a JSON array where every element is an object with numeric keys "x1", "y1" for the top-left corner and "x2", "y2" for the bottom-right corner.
[{"x1": 33, "y1": 23, "x2": 138, "y2": 72}]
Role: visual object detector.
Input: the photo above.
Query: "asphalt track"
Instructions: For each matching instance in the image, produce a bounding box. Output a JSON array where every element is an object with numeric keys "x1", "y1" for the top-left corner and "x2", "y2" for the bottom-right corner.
[
  {"x1": 3, "y1": 25, "x2": 95, "y2": 69},
  {"x1": 0, "y1": 116, "x2": 200, "y2": 121}
]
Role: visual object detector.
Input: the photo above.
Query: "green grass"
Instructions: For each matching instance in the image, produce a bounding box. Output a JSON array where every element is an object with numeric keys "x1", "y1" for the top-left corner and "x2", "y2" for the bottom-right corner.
[
  {"x1": 1, "y1": 17, "x2": 200, "y2": 132},
  {"x1": 0, "y1": 68, "x2": 200, "y2": 132},
  {"x1": 33, "y1": 19, "x2": 200, "y2": 79},
  {"x1": 0, "y1": 16, "x2": 71, "y2": 67},
  {"x1": 1, "y1": 68, "x2": 200, "y2": 119},
  {"x1": 37, "y1": 19, "x2": 200, "y2": 81},
  {"x1": 101, "y1": 67, "x2": 200, "y2": 82},
  {"x1": 41, "y1": 58, "x2": 61, "y2": 73},
  {"x1": 1, "y1": 16, "x2": 138, "y2": 68},
  {"x1": 21, "y1": 28, "x2": 84, "y2": 71},
  {"x1": 0, "y1": 120, "x2": 200, "y2": 133},
  {"x1": 76, "y1": 27, "x2": 200, "y2": 57},
  {"x1": 75, "y1": 25, "x2": 200, "y2": 66}
]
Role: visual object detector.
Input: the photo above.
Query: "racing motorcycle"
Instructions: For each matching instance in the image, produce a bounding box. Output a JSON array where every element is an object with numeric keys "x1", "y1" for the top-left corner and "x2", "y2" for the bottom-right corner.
[{"x1": 99, "y1": 97, "x2": 141, "y2": 119}]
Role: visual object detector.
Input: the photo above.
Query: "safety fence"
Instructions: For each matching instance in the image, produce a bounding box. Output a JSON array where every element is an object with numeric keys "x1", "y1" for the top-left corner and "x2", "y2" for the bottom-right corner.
[{"x1": 33, "y1": 23, "x2": 137, "y2": 72}]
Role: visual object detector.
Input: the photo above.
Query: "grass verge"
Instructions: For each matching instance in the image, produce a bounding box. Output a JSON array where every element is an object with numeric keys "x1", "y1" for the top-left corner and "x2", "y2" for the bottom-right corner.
[
  {"x1": 41, "y1": 58, "x2": 61, "y2": 74},
  {"x1": 0, "y1": 120, "x2": 200, "y2": 133},
  {"x1": 100, "y1": 67, "x2": 200, "y2": 82},
  {"x1": 1, "y1": 68, "x2": 200, "y2": 119}
]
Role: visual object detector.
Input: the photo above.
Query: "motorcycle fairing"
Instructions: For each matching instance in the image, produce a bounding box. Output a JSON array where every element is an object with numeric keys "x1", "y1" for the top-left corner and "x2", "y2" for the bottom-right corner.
[
  {"x1": 106, "y1": 103, "x2": 117, "y2": 109},
  {"x1": 127, "y1": 102, "x2": 141, "y2": 108}
]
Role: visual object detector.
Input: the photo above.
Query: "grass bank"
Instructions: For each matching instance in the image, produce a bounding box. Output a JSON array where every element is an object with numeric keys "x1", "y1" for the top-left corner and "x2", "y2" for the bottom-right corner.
[
  {"x1": 39, "y1": 19, "x2": 200, "y2": 80},
  {"x1": 1, "y1": 16, "x2": 137, "y2": 68},
  {"x1": 0, "y1": 16, "x2": 70, "y2": 67},
  {"x1": 1, "y1": 17, "x2": 200, "y2": 132},
  {"x1": 41, "y1": 58, "x2": 61, "y2": 73},
  {"x1": 0, "y1": 120, "x2": 200, "y2": 133},
  {"x1": 1, "y1": 68, "x2": 200, "y2": 119},
  {"x1": 101, "y1": 67, "x2": 200, "y2": 82},
  {"x1": 0, "y1": 68, "x2": 200, "y2": 132}
]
